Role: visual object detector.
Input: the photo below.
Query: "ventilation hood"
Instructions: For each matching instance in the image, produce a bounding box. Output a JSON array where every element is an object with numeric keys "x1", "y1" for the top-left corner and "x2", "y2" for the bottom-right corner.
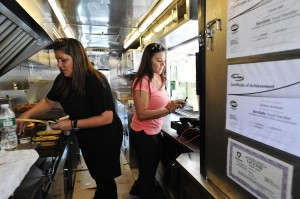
[{"x1": 0, "y1": 0, "x2": 52, "y2": 77}]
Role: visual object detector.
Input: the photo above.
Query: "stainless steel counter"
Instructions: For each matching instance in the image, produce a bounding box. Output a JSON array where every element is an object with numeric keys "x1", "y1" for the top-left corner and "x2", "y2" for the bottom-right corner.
[{"x1": 176, "y1": 152, "x2": 229, "y2": 199}]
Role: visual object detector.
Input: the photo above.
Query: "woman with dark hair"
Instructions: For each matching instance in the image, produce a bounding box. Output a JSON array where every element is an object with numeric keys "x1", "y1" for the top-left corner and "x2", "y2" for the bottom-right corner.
[
  {"x1": 17, "y1": 38, "x2": 123, "y2": 199},
  {"x1": 129, "y1": 43, "x2": 186, "y2": 199}
]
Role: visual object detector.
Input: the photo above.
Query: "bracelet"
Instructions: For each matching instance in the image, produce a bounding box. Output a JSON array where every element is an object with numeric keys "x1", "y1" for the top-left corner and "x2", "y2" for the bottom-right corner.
[
  {"x1": 72, "y1": 120, "x2": 80, "y2": 131},
  {"x1": 166, "y1": 107, "x2": 171, "y2": 114}
]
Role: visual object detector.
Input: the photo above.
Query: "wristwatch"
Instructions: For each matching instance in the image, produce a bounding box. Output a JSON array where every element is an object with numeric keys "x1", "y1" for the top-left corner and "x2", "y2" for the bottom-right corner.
[{"x1": 72, "y1": 120, "x2": 80, "y2": 131}]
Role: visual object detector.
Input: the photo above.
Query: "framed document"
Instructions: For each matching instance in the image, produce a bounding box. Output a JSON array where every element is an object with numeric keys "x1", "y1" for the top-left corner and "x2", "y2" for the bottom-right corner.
[
  {"x1": 227, "y1": 0, "x2": 300, "y2": 58},
  {"x1": 227, "y1": 138, "x2": 293, "y2": 199},
  {"x1": 226, "y1": 59, "x2": 300, "y2": 157}
]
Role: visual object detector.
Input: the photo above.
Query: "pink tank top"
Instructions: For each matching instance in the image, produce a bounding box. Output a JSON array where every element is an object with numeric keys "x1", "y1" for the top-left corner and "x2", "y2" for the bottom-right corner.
[{"x1": 130, "y1": 76, "x2": 169, "y2": 135}]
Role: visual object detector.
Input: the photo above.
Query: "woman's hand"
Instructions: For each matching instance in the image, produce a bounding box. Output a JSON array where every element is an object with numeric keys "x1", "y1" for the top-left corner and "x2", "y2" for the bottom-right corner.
[
  {"x1": 16, "y1": 113, "x2": 31, "y2": 135},
  {"x1": 167, "y1": 99, "x2": 186, "y2": 113},
  {"x1": 174, "y1": 99, "x2": 187, "y2": 108},
  {"x1": 50, "y1": 119, "x2": 72, "y2": 131}
]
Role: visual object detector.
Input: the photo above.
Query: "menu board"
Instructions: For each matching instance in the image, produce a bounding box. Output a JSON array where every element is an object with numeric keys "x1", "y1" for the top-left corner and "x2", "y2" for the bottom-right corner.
[
  {"x1": 226, "y1": 59, "x2": 300, "y2": 157},
  {"x1": 227, "y1": 0, "x2": 300, "y2": 58},
  {"x1": 227, "y1": 138, "x2": 293, "y2": 199}
]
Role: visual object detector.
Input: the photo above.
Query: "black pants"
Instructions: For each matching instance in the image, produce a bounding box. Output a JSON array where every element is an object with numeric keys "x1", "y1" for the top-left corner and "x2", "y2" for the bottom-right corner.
[
  {"x1": 78, "y1": 132, "x2": 122, "y2": 199},
  {"x1": 94, "y1": 178, "x2": 118, "y2": 199},
  {"x1": 130, "y1": 129, "x2": 163, "y2": 199}
]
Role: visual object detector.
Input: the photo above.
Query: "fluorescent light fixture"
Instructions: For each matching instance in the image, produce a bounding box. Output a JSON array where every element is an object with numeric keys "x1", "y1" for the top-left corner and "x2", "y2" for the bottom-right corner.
[
  {"x1": 48, "y1": 0, "x2": 66, "y2": 27},
  {"x1": 153, "y1": 14, "x2": 173, "y2": 33},
  {"x1": 52, "y1": 27, "x2": 62, "y2": 38},
  {"x1": 63, "y1": 26, "x2": 74, "y2": 38},
  {"x1": 48, "y1": 0, "x2": 74, "y2": 38},
  {"x1": 124, "y1": 31, "x2": 140, "y2": 49},
  {"x1": 138, "y1": 0, "x2": 173, "y2": 33},
  {"x1": 123, "y1": 0, "x2": 173, "y2": 48}
]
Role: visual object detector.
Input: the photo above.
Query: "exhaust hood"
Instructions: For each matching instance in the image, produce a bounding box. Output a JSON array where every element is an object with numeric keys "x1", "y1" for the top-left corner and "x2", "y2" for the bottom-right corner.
[{"x1": 0, "y1": 0, "x2": 52, "y2": 76}]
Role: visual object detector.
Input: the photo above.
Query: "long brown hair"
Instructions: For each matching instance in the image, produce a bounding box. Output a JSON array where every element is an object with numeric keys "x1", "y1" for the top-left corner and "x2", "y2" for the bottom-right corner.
[
  {"x1": 51, "y1": 38, "x2": 107, "y2": 97},
  {"x1": 132, "y1": 43, "x2": 166, "y2": 96}
]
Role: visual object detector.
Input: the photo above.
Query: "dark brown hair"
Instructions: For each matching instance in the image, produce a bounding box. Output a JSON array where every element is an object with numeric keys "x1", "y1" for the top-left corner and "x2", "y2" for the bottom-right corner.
[
  {"x1": 51, "y1": 38, "x2": 107, "y2": 97},
  {"x1": 132, "y1": 43, "x2": 166, "y2": 95}
]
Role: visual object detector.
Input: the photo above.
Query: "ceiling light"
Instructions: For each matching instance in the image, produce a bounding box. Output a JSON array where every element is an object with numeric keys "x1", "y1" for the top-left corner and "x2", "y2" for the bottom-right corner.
[
  {"x1": 153, "y1": 14, "x2": 174, "y2": 33},
  {"x1": 123, "y1": 0, "x2": 173, "y2": 49},
  {"x1": 139, "y1": 0, "x2": 173, "y2": 33},
  {"x1": 48, "y1": 0, "x2": 66, "y2": 27},
  {"x1": 63, "y1": 26, "x2": 74, "y2": 38},
  {"x1": 124, "y1": 31, "x2": 140, "y2": 49},
  {"x1": 52, "y1": 27, "x2": 62, "y2": 38},
  {"x1": 48, "y1": 0, "x2": 74, "y2": 38}
]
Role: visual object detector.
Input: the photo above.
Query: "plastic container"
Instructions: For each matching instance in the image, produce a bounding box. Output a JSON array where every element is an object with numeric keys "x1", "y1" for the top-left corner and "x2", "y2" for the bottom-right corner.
[
  {"x1": 0, "y1": 104, "x2": 18, "y2": 150},
  {"x1": 19, "y1": 137, "x2": 31, "y2": 144}
]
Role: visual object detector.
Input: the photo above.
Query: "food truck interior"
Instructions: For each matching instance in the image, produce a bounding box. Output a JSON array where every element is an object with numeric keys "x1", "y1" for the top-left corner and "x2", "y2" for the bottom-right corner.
[{"x1": 1, "y1": 0, "x2": 300, "y2": 198}]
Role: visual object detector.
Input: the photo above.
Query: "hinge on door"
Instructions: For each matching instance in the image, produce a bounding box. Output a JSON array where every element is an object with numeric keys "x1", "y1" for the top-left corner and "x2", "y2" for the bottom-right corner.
[{"x1": 205, "y1": 18, "x2": 222, "y2": 51}]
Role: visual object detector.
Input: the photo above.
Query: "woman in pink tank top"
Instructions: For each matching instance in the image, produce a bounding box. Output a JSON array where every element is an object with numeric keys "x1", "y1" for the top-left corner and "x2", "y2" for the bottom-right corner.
[{"x1": 129, "y1": 43, "x2": 186, "y2": 199}]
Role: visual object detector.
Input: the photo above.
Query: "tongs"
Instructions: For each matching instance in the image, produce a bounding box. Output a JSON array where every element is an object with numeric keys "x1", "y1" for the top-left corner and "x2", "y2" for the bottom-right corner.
[
  {"x1": 16, "y1": 119, "x2": 56, "y2": 125},
  {"x1": 16, "y1": 115, "x2": 69, "y2": 125}
]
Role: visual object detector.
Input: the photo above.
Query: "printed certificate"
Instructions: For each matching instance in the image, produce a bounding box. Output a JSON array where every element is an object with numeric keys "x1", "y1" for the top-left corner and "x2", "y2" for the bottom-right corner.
[
  {"x1": 227, "y1": 0, "x2": 300, "y2": 58},
  {"x1": 226, "y1": 59, "x2": 300, "y2": 157},
  {"x1": 227, "y1": 138, "x2": 293, "y2": 199}
]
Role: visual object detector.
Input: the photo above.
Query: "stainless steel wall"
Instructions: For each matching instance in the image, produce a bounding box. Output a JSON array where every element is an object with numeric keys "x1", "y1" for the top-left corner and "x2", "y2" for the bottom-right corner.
[{"x1": 0, "y1": 63, "x2": 59, "y2": 90}]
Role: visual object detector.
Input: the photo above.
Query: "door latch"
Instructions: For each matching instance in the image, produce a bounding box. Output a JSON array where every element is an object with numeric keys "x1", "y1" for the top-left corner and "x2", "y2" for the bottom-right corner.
[
  {"x1": 205, "y1": 18, "x2": 222, "y2": 51},
  {"x1": 198, "y1": 34, "x2": 205, "y2": 47}
]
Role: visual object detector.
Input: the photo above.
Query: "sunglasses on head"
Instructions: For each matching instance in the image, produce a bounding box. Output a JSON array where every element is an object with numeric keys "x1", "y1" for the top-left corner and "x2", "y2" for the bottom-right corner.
[{"x1": 151, "y1": 43, "x2": 164, "y2": 51}]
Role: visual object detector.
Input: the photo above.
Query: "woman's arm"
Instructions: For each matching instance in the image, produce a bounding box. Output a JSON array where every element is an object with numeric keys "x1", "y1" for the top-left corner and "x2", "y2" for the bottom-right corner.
[
  {"x1": 75, "y1": 110, "x2": 113, "y2": 128},
  {"x1": 17, "y1": 97, "x2": 58, "y2": 133},
  {"x1": 51, "y1": 110, "x2": 113, "y2": 132}
]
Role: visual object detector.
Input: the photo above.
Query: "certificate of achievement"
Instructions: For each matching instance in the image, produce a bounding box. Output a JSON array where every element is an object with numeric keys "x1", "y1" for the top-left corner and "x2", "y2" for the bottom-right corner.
[
  {"x1": 226, "y1": 59, "x2": 300, "y2": 157},
  {"x1": 227, "y1": 138, "x2": 293, "y2": 199},
  {"x1": 227, "y1": 0, "x2": 300, "y2": 58}
]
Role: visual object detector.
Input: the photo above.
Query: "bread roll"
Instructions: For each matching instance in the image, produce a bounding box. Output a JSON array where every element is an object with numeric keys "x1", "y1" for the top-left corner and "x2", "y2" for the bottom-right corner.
[
  {"x1": 26, "y1": 122, "x2": 35, "y2": 128},
  {"x1": 36, "y1": 130, "x2": 62, "y2": 136},
  {"x1": 32, "y1": 135, "x2": 59, "y2": 142}
]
